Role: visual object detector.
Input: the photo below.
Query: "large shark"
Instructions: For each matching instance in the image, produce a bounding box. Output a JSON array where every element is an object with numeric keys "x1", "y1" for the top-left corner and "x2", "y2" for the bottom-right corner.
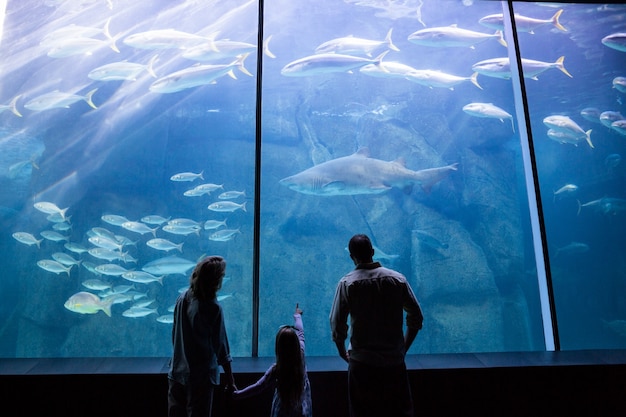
[{"x1": 279, "y1": 148, "x2": 458, "y2": 196}]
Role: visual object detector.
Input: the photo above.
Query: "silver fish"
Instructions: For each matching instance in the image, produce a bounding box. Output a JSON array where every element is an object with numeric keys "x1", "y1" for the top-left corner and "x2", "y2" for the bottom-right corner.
[
  {"x1": 281, "y1": 51, "x2": 389, "y2": 77},
  {"x1": 101, "y1": 214, "x2": 130, "y2": 226},
  {"x1": 40, "y1": 230, "x2": 69, "y2": 242},
  {"x1": 599, "y1": 111, "x2": 625, "y2": 128},
  {"x1": 479, "y1": 9, "x2": 567, "y2": 33},
  {"x1": 141, "y1": 215, "x2": 171, "y2": 225},
  {"x1": 218, "y1": 190, "x2": 245, "y2": 200},
  {"x1": 64, "y1": 291, "x2": 113, "y2": 317},
  {"x1": 543, "y1": 115, "x2": 593, "y2": 148},
  {"x1": 146, "y1": 238, "x2": 184, "y2": 253},
  {"x1": 161, "y1": 224, "x2": 201, "y2": 236},
  {"x1": 141, "y1": 255, "x2": 196, "y2": 276},
  {"x1": 315, "y1": 29, "x2": 399, "y2": 56},
  {"x1": 170, "y1": 171, "x2": 204, "y2": 182},
  {"x1": 34, "y1": 201, "x2": 69, "y2": 219},
  {"x1": 122, "y1": 306, "x2": 158, "y2": 318},
  {"x1": 149, "y1": 54, "x2": 252, "y2": 94},
  {"x1": 123, "y1": 29, "x2": 216, "y2": 50},
  {"x1": 121, "y1": 221, "x2": 158, "y2": 237},
  {"x1": 406, "y1": 70, "x2": 482, "y2": 90},
  {"x1": 203, "y1": 219, "x2": 228, "y2": 230},
  {"x1": 472, "y1": 56, "x2": 572, "y2": 80},
  {"x1": 207, "y1": 201, "x2": 247, "y2": 212},
  {"x1": 46, "y1": 36, "x2": 119, "y2": 58},
  {"x1": 553, "y1": 184, "x2": 578, "y2": 198},
  {"x1": 612, "y1": 120, "x2": 626, "y2": 136},
  {"x1": 279, "y1": 148, "x2": 458, "y2": 196},
  {"x1": 81, "y1": 279, "x2": 112, "y2": 291},
  {"x1": 12, "y1": 232, "x2": 43, "y2": 248},
  {"x1": 613, "y1": 76, "x2": 626, "y2": 93},
  {"x1": 88, "y1": 55, "x2": 158, "y2": 81},
  {"x1": 580, "y1": 107, "x2": 602, "y2": 124},
  {"x1": 208, "y1": 228, "x2": 241, "y2": 242},
  {"x1": 121, "y1": 271, "x2": 164, "y2": 285},
  {"x1": 52, "y1": 252, "x2": 81, "y2": 266},
  {"x1": 463, "y1": 102, "x2": 514, "y2": 131},
  {"x1": 157, "y1": 314, "x2": 174, "y2": 324},
  {"x1": 601, "y1": 32, "x2": 626, "y2": 52},
  {"x1": 554, "y1": 241, "x2": 589, "y2": 258},
  {"x1": 182, "y1": 37, "x2": 256, "y2": 62},
  {"x1": 94, "y1": 263, "x2": 131, "y2": 276},
  {"x1": 37, "y1": 259, "x2": 73, "y2": 276},
  {"x1": 408, "y1": 25, "x2": 504, "y2": 48},
  {"x1": 24, "y1": 89, "x2": 98, "y2": 111},
  {"x1": 359, "y1": 61, "x2": 418, "y2": 79}
]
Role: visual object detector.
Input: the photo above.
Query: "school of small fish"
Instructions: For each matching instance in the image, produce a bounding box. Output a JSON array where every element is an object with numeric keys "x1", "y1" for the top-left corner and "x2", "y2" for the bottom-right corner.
[{"x1": 13, "y1": 175, "x2": 246, "y2": 322}]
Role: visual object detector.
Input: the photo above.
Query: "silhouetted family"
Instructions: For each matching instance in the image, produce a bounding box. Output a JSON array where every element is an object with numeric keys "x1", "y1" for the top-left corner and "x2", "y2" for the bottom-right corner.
[{"x1": 167, "y1": 234, "x2": 423, "y2": 417}]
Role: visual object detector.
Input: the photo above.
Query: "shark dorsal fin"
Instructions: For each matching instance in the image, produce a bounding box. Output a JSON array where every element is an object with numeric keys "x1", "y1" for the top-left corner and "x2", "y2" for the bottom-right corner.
[
  {"x1": 355, "y1": 147, "x2": 370, "y2": 157},
  {"x1": 393, "y1": 157, "x2": 406, "y2": 167}
]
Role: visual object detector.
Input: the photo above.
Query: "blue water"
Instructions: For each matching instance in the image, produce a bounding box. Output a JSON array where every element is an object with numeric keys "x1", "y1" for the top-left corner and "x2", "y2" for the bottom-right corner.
[{"x1": 0, "y1": 0, "x2": 625, "y2": 359}]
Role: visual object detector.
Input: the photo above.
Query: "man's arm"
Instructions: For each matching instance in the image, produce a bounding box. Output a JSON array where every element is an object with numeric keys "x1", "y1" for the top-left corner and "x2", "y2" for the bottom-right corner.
[{"x1": 404, "y1": 327, "x2": 419, "y2": 353}]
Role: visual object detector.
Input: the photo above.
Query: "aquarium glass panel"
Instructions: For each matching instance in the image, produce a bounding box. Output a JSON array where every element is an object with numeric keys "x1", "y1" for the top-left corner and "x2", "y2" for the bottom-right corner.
[
  {"x1": 259, "y1": 0, "x2": 546, "y2": 356},
  {"x1": 0, "y1": 0, "x2": 256, "y2": 357},
  {"x1": 514, "y1": 2, "x2": 626, "y2": 350}
]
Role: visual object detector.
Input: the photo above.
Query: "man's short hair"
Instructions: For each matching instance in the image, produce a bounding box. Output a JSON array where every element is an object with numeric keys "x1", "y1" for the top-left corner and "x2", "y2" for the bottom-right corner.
[{"x1": 348, "y1": 234, "x2": 373, "y2": 261}]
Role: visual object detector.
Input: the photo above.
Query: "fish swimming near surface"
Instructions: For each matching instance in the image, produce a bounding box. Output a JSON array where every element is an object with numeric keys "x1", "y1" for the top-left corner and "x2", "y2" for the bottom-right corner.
[
  {"x1": 479, "y1": 9, "x2": 567, "y2": 33},
  {"x1": 279, "y1": 148, "x2": 458, "y2": 196},
  {"x1": 41, "y1": 17, "x2": 115, "y2": 46},
  {"x1": 123, "y1": 29, "x2": 217, "y2": 50},
  {"x1": 315, "y1": 29, "x2": 399, "y2": 56},
  {"x1": 472, "y1": 56, "x2": 572, "y2": 80},
  {"x1": 463, "y1": 102, "x2": 514, "y2": 131},
  {"x1": 149, "y1": 54, "x2": 252, "y2": 93},
  {"x1": 24, "y1": 89, "x2": 98, "y2": 111},
  {"x1": 88, "y1": 55, "x2": 158, "y2": 81},
  {"x1": 46, "y1": 36, "x2": 120, "y2": 58},
  {"x1": 281, "y1": 51, "x2": 389, "y2": 77},
  {"x1": 407, "y1": 25, "x2": 505, "y2": 48},
  {"x1": 182, "y1": 38, "x2": 251, "y2": 61},
  {"x1": 601, "y1": 33, "x2": 626, "y2": 52},
  {"x1": 543, "y1": 115, "x2": 593, "y2": 148},
  {"x1": 64, "y1": 291, "x2": 114, "y2": 317},
  {"x1": 359, "y1": 61, "x2": 418, "y2": 79},
  {"x1": 405, "y1": 69, "x2": 482, "y2": 90}
]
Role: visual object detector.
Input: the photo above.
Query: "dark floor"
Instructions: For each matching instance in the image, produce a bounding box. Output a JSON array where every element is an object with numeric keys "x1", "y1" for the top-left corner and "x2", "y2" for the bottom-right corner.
[{"x1": 2, "y1": 350, "x2": 626, "y2": 416}]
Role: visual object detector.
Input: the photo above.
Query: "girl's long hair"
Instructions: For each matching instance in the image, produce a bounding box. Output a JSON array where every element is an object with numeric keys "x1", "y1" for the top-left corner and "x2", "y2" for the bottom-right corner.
[
  {"x1": 274, "y1": 325, "x2": 305, "y2": 410},
  {"x1": 190, "y1": 256, "x2": 225, "y2": 301}
]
